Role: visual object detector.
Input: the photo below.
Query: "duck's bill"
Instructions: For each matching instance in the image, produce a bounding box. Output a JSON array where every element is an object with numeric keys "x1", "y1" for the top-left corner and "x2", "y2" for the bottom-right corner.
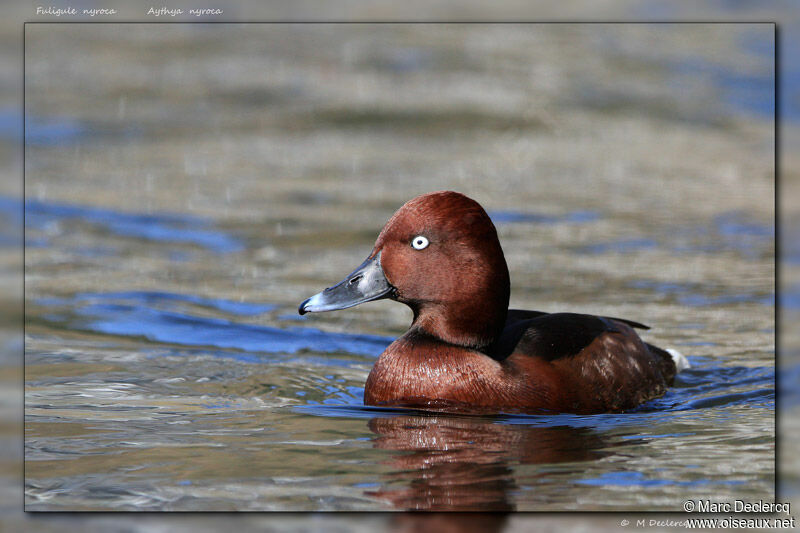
[{"x1": 299, "y1": 252, "x2": 393, "y2": 315}]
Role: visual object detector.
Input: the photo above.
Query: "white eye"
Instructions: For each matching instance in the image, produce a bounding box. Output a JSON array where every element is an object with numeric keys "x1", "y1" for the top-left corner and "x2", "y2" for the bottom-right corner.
[{"x1": 411, "y1": 235, "x2": 429, "y2": 250}]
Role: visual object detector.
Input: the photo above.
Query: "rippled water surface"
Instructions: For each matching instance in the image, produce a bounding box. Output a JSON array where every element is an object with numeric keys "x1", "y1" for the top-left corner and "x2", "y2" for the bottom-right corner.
[{"x1": 23, "y1": 24, "x2": 774, "y2": 511}]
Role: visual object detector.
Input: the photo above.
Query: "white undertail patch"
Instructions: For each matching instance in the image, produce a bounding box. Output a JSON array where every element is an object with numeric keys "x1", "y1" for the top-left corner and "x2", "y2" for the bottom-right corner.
[{"x1": 667, "y1": 348, "x2": 690, "y2": 372}]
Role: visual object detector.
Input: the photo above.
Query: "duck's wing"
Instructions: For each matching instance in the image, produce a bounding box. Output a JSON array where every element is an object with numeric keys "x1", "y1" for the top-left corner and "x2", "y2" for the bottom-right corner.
[
  {"x1": 489, "y1": 311, "x2": 649, "y2": 362},
  {"x1": 507, "y1": 309, "x2": 649, "y2": 330},
  {"x1": 491, "y1": 311, "x2": 677, "y2": 413}
]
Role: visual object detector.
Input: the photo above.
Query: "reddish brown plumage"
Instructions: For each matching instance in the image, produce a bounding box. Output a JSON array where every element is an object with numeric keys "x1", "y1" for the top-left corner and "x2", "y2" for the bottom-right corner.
[
  {"x1": 364, "y1": 323, "x2": 676, "y2": 414},
  {"x1": 309, "y1": 190, "x2": 680, "y2": 414},
  {"x1": 374, "y1": 191, "x2": 510, "y2": 350},
  {"x1": 366, "y1": 416, "x2": 608, "y2": 511}
]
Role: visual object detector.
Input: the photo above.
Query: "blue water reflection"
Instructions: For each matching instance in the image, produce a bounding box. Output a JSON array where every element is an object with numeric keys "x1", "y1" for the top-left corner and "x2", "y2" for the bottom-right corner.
[
  {"x1": 489, "y1": 210, "x2": 600, "y2": 225},
  {"x1": 34, "y1": 291, "x2": 392, "y2": 359},
  {"x1": 25, "y1": 198, "x2": 243, "y2": 253}
]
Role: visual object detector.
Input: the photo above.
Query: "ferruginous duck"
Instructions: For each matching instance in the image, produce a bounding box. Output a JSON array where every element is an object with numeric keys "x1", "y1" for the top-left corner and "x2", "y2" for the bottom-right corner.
[{"x1": 298, "y1": 191, "x2": 689, "y2": 414}]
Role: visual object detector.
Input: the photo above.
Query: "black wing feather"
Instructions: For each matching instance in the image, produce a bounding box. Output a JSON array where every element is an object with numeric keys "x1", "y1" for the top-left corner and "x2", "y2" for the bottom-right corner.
[
  {"x1": 488, "y1": 311, "x2": 647, "y2": 362},
  {"x1": 507, "y1": 309, "x2": 649, "y2": 330}
]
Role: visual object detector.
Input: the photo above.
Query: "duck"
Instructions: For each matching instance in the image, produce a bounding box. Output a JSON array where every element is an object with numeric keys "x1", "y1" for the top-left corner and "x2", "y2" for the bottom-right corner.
[{"x1": 298, "y1": 191, "x2": 689, "y2": 414}]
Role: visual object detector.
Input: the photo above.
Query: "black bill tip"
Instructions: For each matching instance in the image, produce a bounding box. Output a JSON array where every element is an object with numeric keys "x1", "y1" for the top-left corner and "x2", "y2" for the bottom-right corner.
[{"x1": 298, "y1": 252, "x2": 392, "y2": 315}]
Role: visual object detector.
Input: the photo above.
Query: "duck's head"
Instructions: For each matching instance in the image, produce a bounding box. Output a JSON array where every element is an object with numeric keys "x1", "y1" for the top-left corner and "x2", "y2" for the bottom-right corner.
[{"x1": 299, "y1": 191, "x2": 510, "y2": 350}]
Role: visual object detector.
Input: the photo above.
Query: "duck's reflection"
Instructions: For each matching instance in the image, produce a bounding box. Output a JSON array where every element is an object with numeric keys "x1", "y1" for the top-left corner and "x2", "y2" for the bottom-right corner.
[
  {"x1": 387, "y1": 513, "x2": 510, "y2": 533},
  {"x1": 367, "y1": 414, "x2": 608, "y2": 511}
]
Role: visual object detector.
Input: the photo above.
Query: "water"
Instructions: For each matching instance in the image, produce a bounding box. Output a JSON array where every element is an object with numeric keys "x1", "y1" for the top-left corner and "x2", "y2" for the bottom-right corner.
[
  {"x1": 23, "y1": 199, "x2": 774, "y2": 511},
  {"x1": 23, "y1": 24, "x2": 774, "y2": 511}
]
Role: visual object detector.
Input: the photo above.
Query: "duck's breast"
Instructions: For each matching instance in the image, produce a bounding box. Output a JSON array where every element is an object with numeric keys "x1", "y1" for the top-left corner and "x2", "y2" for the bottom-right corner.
[{"x1": 364, "y1": 332, "x2": 514, "y2": 409}]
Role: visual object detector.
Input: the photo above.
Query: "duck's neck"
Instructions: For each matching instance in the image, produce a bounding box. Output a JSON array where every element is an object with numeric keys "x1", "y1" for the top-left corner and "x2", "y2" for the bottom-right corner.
[{"x1": 410, "y1": 286, "x2": 509, "y2": 352}]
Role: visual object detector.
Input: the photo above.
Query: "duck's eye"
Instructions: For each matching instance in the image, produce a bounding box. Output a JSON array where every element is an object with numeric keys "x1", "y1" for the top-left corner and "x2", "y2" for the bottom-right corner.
[{"x1": 411, "y1": 235, "x2": 429, "y2": 250}]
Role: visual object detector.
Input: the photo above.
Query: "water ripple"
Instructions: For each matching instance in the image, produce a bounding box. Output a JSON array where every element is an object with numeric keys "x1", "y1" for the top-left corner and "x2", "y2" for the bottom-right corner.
[
  {"x1": 33, "y1": 290, "x2": 391, "y2": 359},
  {"x1": 25, "y1": 198, "x2": 243, "y2": 253}
]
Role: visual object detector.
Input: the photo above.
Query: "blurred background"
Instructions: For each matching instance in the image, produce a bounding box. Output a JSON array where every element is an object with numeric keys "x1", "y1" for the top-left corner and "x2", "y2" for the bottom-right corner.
[{"x1": 1, "y1": 1, "x2": 795, "y2": 532}]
